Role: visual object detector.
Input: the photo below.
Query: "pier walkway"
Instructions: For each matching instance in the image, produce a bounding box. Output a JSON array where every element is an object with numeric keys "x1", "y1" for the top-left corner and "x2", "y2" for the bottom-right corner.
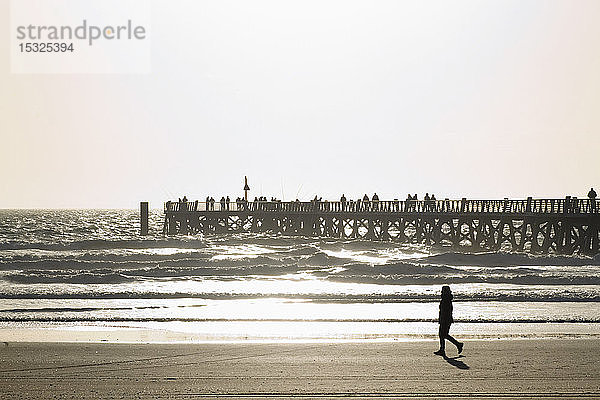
[{"x1": 163, "y1": 197, "x2": 600, "y2": 255}]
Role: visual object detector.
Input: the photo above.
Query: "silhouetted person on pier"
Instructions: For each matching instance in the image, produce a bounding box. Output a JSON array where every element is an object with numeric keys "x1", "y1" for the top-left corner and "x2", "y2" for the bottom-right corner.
[
  {"x1": 589, "y1": 188, "x2": 597, "y2": 212},
  {"x1": 589, "y1": 188, "x2": 597, "y2": 199},
  {"x1": 340, "y1": 194, "x2": 347, "y2": 211},
  {"x1": 181, "y1": 196, "x2": 188, "y2": 211},
  {"x1": 372, "y1": 193, "x2": 379, "y2": 211},
  {"x1": 205, "y1": 196, "x2": 210, "y2": 211},
  {"x1": 434, "y1": 285, "x2": 463, "y2": 358},
  {"x1": 210, "y1": 197, "x2": 215, "y2": 211},
  {"x1": 424, "y1": 193, "x2": 430, "y2": 211},
  {"x1": 363, "y1": 194, "x2": 370, "y2": 211},
  {"x1": 226, "y1": 196, "x2": 230, "y2": 211}
]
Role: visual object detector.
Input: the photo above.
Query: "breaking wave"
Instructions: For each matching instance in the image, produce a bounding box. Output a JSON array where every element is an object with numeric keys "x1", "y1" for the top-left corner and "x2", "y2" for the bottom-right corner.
[
  {"x1": 2, "y1": 258, "x2": 599, "y2": 286},
  {"x1": 0, "y1": 291, "x2": 599, "y2": 302}
]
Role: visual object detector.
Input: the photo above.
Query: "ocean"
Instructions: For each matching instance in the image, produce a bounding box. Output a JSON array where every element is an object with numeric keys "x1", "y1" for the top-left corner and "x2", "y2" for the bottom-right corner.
[{"x1": 1, "y1": 209, "x2": 599, "y2": 342}]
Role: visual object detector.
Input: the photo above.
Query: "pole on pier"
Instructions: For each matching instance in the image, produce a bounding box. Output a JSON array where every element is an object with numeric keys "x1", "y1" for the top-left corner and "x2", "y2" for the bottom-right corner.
[
  {"x1": 526, "y1": 197, "x2": 532, "y2": 213},
  {"x1": 244, "y1": 176, "x2": 250, "y2": 202},
  {"x1": 140, "y1": 202, "x2": 149, "y2": 236}
]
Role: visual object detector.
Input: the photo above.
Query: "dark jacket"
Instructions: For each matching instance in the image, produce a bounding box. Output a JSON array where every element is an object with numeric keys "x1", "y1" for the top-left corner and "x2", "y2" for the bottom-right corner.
[{"x1": 439, "y1": 296, "x2": 453, "y2": 326}]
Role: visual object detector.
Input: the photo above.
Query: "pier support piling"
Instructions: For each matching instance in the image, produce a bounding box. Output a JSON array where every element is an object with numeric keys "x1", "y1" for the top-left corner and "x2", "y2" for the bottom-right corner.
[{"x1": 140, "y1": 202, "x2": 149, "y2": 236}]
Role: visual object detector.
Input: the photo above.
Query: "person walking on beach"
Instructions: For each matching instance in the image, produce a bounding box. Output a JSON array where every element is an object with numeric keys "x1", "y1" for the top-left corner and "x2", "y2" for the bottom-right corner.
[{"x1": 434, "y1": 285, "x2": 464, "y2": 358}]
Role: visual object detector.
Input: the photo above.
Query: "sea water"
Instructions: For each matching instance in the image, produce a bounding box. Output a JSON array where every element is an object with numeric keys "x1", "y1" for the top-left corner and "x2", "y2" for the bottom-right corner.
[{"x1": 1, "y1": 209, "x2": 599, "y2": 342}]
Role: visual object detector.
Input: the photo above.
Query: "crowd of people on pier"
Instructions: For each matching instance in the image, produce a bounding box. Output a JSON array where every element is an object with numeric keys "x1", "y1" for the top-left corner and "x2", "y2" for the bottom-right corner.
[
  {"x1": 204, "y1": 196, "x2": 241, "y2": 211},
  {"x1": 170, "y1": 195, "x2": 290, "y2": 212},
  {"x1": 166, "y1": 188, "x2": 599, "y2": 214},
  {"x1": 335, "y1": 193, "x2": 441, "y2": 213},
  {"x1": 168, "y1": 193, "x2": 445, "y2": 213}
]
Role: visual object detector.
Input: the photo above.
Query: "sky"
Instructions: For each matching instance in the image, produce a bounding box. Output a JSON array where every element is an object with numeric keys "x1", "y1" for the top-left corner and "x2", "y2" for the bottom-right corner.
[{"x1": 1, "y1": 0, "x2": 600, "y2": 208}]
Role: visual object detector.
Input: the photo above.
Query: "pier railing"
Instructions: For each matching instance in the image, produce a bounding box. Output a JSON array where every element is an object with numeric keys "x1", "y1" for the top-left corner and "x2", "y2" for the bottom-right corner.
[{"x1": 165, "y1": 197, "x2": 599, "y2": 215}]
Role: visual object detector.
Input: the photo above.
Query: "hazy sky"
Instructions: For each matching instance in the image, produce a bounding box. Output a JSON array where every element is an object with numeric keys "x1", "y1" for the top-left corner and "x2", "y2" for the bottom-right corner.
[{"x1": 1, "y1": 0, "x2": 600, "y2": 208}]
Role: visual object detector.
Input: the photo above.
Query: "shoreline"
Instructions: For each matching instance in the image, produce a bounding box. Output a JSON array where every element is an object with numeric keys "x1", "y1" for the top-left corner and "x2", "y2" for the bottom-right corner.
[{"x1": 1, "y1": 322, "x2": 599, "y2": 344}]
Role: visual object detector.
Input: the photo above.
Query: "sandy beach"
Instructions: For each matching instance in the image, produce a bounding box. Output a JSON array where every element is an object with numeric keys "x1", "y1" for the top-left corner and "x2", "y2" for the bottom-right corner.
[{"x1": 1, "y1": 339, "x2": 599, "y2": 399}]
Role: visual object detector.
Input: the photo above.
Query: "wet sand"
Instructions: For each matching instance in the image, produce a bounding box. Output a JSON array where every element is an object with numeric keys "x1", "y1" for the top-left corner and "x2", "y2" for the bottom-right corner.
[{"x1": 0, "y1": 340, "x2": 599, "y2": 399}]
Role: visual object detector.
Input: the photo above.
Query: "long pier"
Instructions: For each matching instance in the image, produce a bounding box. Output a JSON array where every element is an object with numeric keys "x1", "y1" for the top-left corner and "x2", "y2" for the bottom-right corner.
[{"x1": 162, "y1": 197, "x2": 600, "y2": 255}]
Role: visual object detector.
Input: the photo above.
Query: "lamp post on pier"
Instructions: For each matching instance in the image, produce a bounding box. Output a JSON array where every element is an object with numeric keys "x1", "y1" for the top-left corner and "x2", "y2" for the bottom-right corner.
[{"x1": 243, "y1": 176, "x2": 250, "y2": 202}]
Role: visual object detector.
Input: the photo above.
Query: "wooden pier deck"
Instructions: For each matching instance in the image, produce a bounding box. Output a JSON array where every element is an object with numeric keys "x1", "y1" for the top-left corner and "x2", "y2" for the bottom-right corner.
[{"x1": 162, "y1": 197, "x2": 600, "y2": 255}]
